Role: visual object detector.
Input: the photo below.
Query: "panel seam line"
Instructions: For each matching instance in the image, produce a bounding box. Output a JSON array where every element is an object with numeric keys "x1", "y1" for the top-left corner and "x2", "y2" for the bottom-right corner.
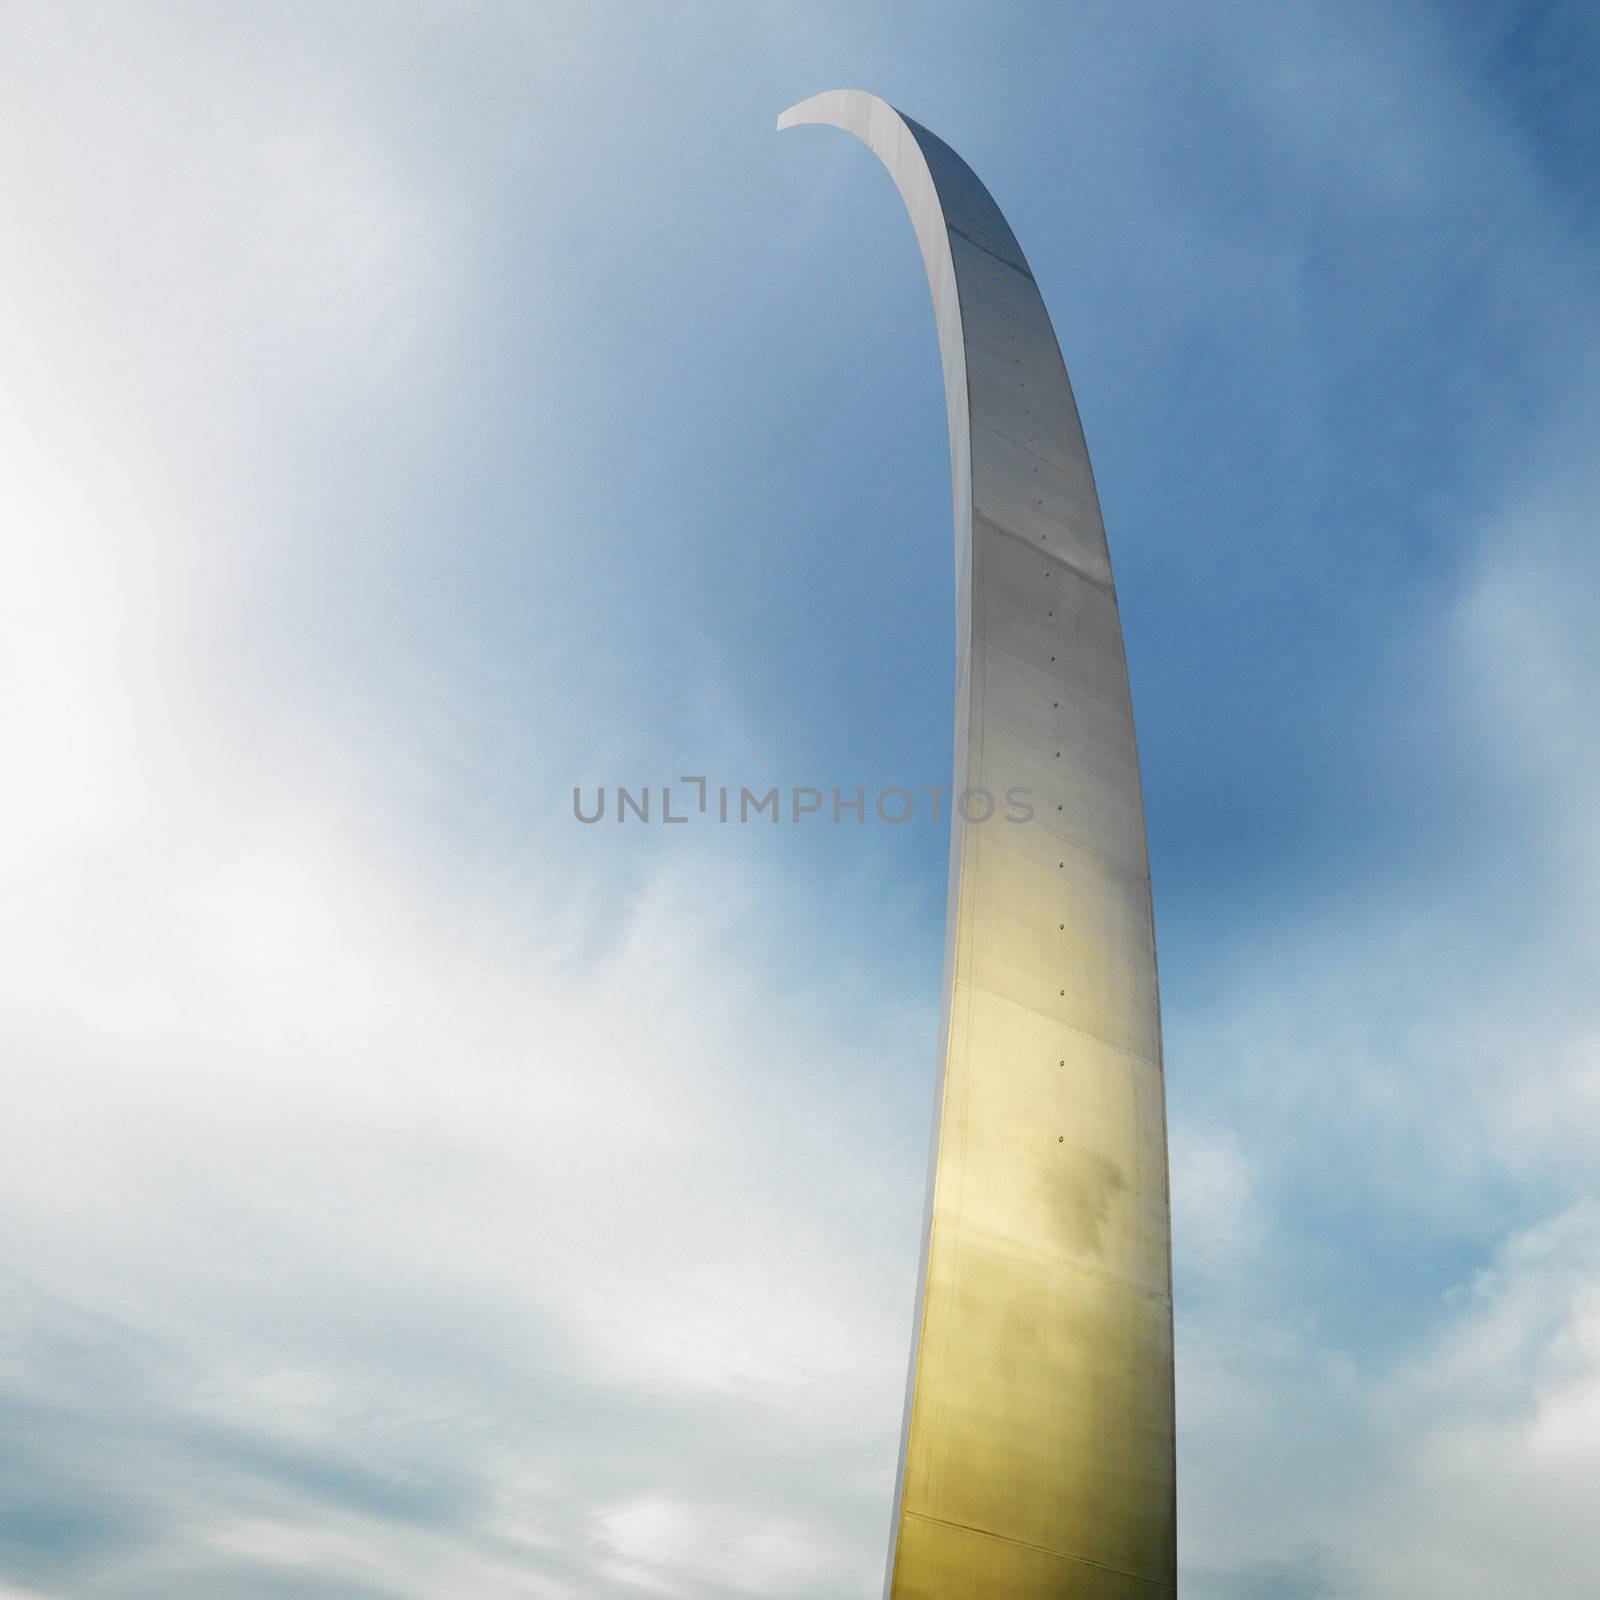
[
  {"x1": 949, "y1": 978, "x2": 1164, "y2": 1072},
  {"x1": 901, "y1": 1510, "x2": 1174, "y2": 1589},
  {"x1": 971, "y1": 415, "x2": 1100, "y2": 497},
  {"x1": 928, "y1": 1218, "x2": 1172, "y2": 1305},
  {"x1": 948, "y1": 221, "x2": 1034, "y2": 281}
]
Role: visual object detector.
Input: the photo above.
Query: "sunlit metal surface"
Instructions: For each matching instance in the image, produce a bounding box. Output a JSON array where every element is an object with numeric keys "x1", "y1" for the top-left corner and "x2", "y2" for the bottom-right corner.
[{"x1": 778, "y1": 91, "x2": 1175, "y2": 1598}]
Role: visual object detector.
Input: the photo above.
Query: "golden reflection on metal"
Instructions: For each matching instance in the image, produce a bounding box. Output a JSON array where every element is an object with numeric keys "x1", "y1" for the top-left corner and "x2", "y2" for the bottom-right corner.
[{"x1": 778, "y1": 92, "x2": 1175, "y2": 1597}]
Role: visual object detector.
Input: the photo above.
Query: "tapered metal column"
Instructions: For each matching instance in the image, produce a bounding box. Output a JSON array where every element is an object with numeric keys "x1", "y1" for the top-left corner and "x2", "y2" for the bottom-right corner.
[{"x1": 779, "y1": 92, "x2": 1175, "y2": 1598}]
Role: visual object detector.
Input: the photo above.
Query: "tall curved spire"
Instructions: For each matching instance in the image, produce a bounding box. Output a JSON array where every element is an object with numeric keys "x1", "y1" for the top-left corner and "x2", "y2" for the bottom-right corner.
[{"x1": 779, "y1": 92, "x2": 1175, "y2": 1598}]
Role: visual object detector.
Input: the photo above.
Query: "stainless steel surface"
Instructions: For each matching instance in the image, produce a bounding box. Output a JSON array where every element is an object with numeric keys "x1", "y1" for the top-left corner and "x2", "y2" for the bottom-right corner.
[{"x1": 778, "y1": 91, "x2": 1175, "y2": 1598}]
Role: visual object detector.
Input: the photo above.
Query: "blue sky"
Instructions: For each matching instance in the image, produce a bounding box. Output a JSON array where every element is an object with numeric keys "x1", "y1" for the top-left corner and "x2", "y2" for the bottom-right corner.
[{"x1": 3, "y1": 1, "x2": 1599, "y2": 1596}]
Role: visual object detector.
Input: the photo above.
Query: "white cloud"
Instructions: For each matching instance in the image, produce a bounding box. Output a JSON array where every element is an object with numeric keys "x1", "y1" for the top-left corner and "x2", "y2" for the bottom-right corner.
[
  {"x1": 1173, "y1": 411, "x2": 1600, "y2": 1595},
  {"x1": 0, "y1": 9, "x2": 923, "y2": 1594}
]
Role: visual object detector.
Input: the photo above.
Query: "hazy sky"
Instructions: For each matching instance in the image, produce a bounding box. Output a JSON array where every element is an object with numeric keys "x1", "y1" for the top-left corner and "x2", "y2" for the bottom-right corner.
[{"x1": 3, "y1": 2, "x2": 1599, "y2": 1596}]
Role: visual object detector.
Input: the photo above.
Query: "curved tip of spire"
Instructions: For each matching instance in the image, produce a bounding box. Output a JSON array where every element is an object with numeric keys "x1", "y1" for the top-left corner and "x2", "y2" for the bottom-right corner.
[{"x1": 775, "y1": 88, "x2": 891, "y2": 134}]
